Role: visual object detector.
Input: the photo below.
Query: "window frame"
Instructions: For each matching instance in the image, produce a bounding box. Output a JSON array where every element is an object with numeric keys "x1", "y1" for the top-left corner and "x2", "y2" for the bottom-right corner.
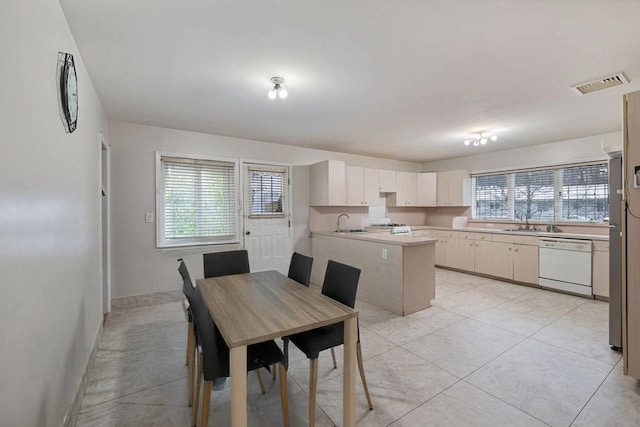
[
  {"x1": 155, "y1": 151, "x2": 241, "y2": 249},
  {"x1": 245, "y1": 164, "x2": 289, "y2": 219},
  {"x1": 471, "y1": 161, "x2": 609, "y2": 223}
]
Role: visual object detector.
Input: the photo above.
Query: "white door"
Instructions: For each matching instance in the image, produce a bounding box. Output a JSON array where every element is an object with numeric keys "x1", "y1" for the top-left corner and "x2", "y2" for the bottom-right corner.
[{"x1": 242, "y1": 162, "x2": 291, "y2": 273}]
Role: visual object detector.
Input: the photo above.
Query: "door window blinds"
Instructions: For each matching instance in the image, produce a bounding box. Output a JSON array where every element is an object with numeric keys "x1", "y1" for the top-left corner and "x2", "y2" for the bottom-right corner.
[
  {"x1": 245, "y1": 165, "x2": 288, "y2": 217},
  {"x1": 159, "y1": 156, "x2": 238, "y2": 247}
]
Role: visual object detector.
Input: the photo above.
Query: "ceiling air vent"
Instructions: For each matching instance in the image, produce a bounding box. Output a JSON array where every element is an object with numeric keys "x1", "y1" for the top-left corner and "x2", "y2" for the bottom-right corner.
[{"x1": 571, "y1": 72, "x2": 630, "y2": 95}]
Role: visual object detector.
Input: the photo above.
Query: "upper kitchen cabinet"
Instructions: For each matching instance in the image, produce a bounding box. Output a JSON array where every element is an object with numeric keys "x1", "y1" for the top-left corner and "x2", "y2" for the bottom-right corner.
[
  {"x1": 388, "y1": 171, "x2": 418, "y2": 206},
  {"x1": 346, "y1": 166, "x2": 380, "y2": 206},
  {"x1": 417, "y1": 172, "x2": 437, "y2": 206},
  {"x1": 379, "y1": 169, "x2": 397, "y2": 192},
  {"x1": 309, "y1": 160, "x2": 347, "y2": 206},
  {"x1": 436, "y1": 170, "x2": 471, "y2": 206}
]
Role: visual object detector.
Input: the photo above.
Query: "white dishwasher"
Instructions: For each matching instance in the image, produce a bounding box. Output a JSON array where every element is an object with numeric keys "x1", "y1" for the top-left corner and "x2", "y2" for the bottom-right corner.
[{"x1": 538, "y1": 237, "x2": 592, "y2": 297}]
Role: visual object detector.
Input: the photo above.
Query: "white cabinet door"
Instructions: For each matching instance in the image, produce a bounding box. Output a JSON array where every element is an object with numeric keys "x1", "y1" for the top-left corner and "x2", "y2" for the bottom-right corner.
[
  {"x1": 363, "y1": 168, "x2": 380, "y2": 206},
  {"x1": 417, "y1": 172, "x2": 437, "y2": 206},
  {"x1": 393, "y1": 171, "x2": 417, "y2": 206},
  {"x1": 309, "y1": 160, "x2": 346, "y2": 206},
  {"x1": 437, "y1": 170, "x2": 471, "y2": 206},
  {"x1": 491, "y1": 241, "x2": 514, "y2": 280},
  {"x1": 379, "y1": 169, "x2": 397, "y2": 192},
  {"x1": 458, "y1": 240, "x2": 476, "y2": 272},
  {"x1": 592, "y1": 248, "x2": 609, "y2": 298},
  {"x1": 475, "y1": 240, "x2": 493, "y2": 275},
  {"x1": 346, "y1": 165, "x2": 364, "y2": 206},
  {"x1": 513, "y1": 244, "x2": 538, "y2": 284}
]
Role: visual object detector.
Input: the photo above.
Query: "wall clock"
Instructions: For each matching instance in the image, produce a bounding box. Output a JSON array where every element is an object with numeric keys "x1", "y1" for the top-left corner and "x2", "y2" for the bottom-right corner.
[{"x1": 57, "y1": 52, "x2": 78, "y2": 133}]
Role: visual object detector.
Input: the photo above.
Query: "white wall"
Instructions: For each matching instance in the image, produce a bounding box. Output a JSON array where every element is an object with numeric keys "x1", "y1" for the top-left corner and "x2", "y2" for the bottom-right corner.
[
  {"x1": 0, "y1": 1, "x2": 108, "y2": 425},
  {"x1": 422, "y1": 132, "x2": 621, "y2": 173},
  {"x1": 108, "y1": 121, "x2": 422, "y2": 298}
]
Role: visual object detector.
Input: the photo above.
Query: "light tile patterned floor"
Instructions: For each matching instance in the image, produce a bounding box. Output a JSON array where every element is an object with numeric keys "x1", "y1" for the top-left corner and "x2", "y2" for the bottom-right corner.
[{"x1": 77, "y1": 269, "x2": 640, "y2": 426}]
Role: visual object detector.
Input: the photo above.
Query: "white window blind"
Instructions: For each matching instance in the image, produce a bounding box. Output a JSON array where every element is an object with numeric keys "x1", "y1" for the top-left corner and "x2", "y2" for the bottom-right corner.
[
  {"x1": 473, "y1": 174, "x2": 509, "y2": 219},
  {"x1": 158, "y1": 155, "x2": 238, "y2": 247},
  {"x1": 471, "y1": 161, "x2": 608, "y2": 222},
  {"x1": 560, "y1": 164, "x2": 609, "y2": 221},
  {"x1": 513, "y1": 169, "x2": 555, "y2": 220},
  {"x1": 245, "y1": 165, "x2": 288, "y2": 217}
]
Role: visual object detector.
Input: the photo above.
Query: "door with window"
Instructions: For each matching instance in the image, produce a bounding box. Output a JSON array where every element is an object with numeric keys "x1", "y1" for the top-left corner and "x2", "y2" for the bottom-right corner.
[{"x1": 242, "y1": 163, "x2": 290, "y2": 273}]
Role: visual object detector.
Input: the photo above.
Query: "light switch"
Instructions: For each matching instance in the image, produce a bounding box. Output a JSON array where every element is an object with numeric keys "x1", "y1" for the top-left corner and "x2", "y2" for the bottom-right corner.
[
  {"x1": 381, "y1": 248, "x2": 388, "y2": 259},
  {"x1": 145, "y1": 212, "x2": 154, "y2": 223}
]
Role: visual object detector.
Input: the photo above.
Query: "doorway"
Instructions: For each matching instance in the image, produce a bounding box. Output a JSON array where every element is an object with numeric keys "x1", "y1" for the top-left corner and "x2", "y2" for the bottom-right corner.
[
  {"x1": 100, "y1": 134, "x2": 111, "y2": 315},
  {"x1": 242, "y1": 162, "x2": 291, "y2": 273}
]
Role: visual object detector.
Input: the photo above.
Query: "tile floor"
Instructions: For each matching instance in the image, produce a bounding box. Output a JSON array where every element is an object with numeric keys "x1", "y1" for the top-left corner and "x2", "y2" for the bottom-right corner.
[{"x1": 77, "y1": 269, "x2": 640, "y2": 426}]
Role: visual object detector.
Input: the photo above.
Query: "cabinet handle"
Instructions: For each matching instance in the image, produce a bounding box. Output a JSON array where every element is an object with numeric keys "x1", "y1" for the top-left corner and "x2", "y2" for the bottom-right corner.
[{"x1": 508, "y1": 247, "x2": 512, "y2": 251}]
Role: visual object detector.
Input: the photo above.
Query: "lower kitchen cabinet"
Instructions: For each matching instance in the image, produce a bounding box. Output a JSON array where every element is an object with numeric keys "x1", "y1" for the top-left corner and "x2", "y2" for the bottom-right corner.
[
  {"x1": 475, "y1": 240, "x2": 493, "y2": 275},
  {"x1": 445, "y1": 236, "x2": 460, "y2": 269},
  {"x1": 513, "y1": 243, "x2": 539, "y2": 284},
  {"x1": 458, "y1": 240, "x2": 476, "y2": 272},
  {"x1": 491, "y1": 241, "x2": 514, "y2": 280}
]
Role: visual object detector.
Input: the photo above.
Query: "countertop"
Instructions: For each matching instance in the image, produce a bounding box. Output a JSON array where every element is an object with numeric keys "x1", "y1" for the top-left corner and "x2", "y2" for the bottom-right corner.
[
  {"x1": 414, "y1": 226, "x2": 609, "y2": 241},
  {"x1": 312, "y1": 230, "x2": 437, "y2": 246}
]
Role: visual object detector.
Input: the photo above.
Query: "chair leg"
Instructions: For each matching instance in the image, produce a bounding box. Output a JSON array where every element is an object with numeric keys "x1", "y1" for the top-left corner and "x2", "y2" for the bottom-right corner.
[
  {"x1": 201, "y1": 380, "x2": 212, "y2": 427},
  {"x1": 192, "y1": 353, "x2": 203, "y2": 427},
  {"x1": 278, "y1": 363, "x2": 289, "y2": 427},
  {"x1": 187, "y1": 324, "x2": 195, "y2": 406},
  {"x1": 272, "y1": 364, "x2": 277, "y2": 381},
  {"x1": 309, "y1": 358, "x2": 318, "y2": 427},
  {"x1": 330, "y1": 348, "x2": 338, "y2": 369},
  {"x1": 283, "y1": 338, "x2": 289, "y2": 369},
  {"x1": 256, "y1": 370, "x2": 266, "y2": 394},
  {"x1": 357, "y1": 342, "x2": 374, "y2": 410}
]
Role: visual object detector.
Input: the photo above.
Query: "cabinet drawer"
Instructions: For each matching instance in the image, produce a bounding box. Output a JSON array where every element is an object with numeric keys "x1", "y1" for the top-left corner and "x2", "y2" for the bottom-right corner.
[
  {"x1": 512, "y1": 235, "x2": 539, "y2": 246},
  {"x1": 492, "y1": 234, "x2": 514, "y2": 243},
  {"x1": 593, "y1": 240, "x2": 609, "y2": 252},
  {"x1": 461, "y1": 232, "x2": 492, "y2": 241}
]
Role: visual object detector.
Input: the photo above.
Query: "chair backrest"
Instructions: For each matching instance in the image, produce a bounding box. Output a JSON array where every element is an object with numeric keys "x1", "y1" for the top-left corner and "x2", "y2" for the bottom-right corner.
[
  {"x1": 321, "y1": 260, "x2": 361, "y2": 308},
  {"x1": 178, "y1": 258, "x2": 195, "y2": 298},
  {"x1": 288, "y1": 252, "x2": 313, "y2": 287},
  {"x1": 203, "y1": 250, "x2": 250, "y2": 278},
  {"x1": 188, "y1": 286, "x2": 230, "y2": 380}
]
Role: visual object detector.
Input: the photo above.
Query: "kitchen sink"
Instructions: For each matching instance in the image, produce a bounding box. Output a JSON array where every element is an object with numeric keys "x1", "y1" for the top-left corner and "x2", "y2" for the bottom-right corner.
[
  {"x1": 336, "y1": 229, "x2": 367, "y2": 233},
  {"x1": 502, "y1": 228, "x2": 540, "y2": 232}
]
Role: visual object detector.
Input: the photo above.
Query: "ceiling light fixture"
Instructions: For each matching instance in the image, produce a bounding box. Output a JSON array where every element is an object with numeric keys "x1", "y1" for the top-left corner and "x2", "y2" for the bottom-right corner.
[
  {"x1": 464, "y1": 132, "x2": 497, "y2": 147},
  {"x1": 268, "y1": 76, "x2": 287, "y2": 100}
]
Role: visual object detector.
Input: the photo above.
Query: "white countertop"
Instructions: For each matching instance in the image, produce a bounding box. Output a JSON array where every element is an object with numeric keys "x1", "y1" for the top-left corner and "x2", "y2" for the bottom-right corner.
[
  {"x1": 312, "y1": 230, "x2": 437, "y2": 246},
  {"x1": 413, "y1": 226, "x2": 609, "y2": 241}
]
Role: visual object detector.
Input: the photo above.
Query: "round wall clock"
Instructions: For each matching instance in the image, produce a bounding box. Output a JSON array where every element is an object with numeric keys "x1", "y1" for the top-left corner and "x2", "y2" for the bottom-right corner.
[{"x1": 58, "y1": 52, "x2": 78, "y2": 133}]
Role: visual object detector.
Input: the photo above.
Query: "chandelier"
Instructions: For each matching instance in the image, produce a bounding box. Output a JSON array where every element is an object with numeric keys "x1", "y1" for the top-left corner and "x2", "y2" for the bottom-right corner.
[
  {"x1": 464, "y1": 132, "x2": 497, "y2": 147},
  {"x1": 268, "y1": 77, "x2": 288, "y2": 99}
]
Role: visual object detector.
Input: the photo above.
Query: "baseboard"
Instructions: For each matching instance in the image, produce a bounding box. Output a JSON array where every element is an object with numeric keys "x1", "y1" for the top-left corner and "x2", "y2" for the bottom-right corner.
[{"x1": 62, "y1": 320, "x2": 103, "y2": 427}]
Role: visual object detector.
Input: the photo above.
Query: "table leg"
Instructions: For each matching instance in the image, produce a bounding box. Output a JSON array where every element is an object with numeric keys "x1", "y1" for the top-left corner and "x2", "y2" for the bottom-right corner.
[
  {"x1": 343, "y1": 316, "x2": 357, "y2": 427},
  {"x1": 230, "y1": 345, "x2": 248, "y2": 427}
]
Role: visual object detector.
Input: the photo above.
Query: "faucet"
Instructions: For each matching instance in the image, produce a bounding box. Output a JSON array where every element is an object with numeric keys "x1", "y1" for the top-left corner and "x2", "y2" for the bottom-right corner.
[
  {"x1": 521, "y1": 213, "x2": 530, "y2": 230},
  {"x1": 336, "y1": 213, "x2": 350, "y2": 232}
]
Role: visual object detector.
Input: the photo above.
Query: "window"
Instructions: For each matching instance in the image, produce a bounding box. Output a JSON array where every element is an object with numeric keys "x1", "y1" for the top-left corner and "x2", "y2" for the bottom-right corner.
[
  {"x1": 473, "y1": 174, "x2": 508, "y2": 219},
  {"x1": 472, "y1": 162, "x2": 608, "y2": 222},
  {"x1": 245, "y1": 165, "x2": 288, "y2": 217},
  {"x1": 157, "y1": 154, "x2": 239, "y2": 247}
]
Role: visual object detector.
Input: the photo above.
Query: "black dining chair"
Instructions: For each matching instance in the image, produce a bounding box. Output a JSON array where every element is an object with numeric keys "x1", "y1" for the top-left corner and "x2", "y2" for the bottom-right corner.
[
  {"x1": 285, "y1": 260, "x2": 373, "y2": 426},
  {"x1": 274, "y1": 252, "x2": 315, "y2": 379},
  {"x1": 188, "y1": 286, "x2": 289, "y2": 427},
  {"x1": 178, "y1": 258, "x2": 197, "y2": 406},
  {"x1": 203, "y1": 250, "x2": 250, "y2": 279},
  {"x1": 287, "y1": 252, "x2": 313, "y2": 287}
]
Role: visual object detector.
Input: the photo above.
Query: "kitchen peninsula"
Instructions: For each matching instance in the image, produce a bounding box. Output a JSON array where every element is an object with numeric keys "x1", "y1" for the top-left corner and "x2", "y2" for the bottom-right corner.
[{"x1": 311, "y1": 231, "x2": 436, "y2": 315}]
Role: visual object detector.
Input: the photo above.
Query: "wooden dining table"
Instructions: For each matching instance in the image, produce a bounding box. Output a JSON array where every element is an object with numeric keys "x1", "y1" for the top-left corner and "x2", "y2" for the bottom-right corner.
[{"x1": 196, "y1": 270, "x2": 358, "y2": 427}]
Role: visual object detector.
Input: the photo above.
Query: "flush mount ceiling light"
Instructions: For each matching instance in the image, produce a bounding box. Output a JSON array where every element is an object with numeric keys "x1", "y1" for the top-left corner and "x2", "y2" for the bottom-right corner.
[
  {"x1": 464, "y1": 132, "x2": 497, "y2": 147},
  {"x1": 268, "y1": 76, "x2": 287, "y2": 99}
]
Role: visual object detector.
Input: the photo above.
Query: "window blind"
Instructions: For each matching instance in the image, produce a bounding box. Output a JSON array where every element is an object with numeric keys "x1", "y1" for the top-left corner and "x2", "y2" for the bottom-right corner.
[
  {"x1": 244, "y1": 165, "x2": 288, "y2": 217},
  {"x1": 473, "y1": 174, "x2": 509, "y2": 219},
  {"x1": 513, "y1": 169, "x2": 555, "y2": 220},
  {"x1": 560, "y1": 164, "x2": 609, "y2": 221},
  {"x1": 160, "y1": 156, "x2": 237, "y2": 246}
]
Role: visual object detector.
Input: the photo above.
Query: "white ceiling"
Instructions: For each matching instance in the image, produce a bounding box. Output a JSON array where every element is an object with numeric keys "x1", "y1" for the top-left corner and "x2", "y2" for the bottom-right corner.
[{"x1": 60, "y1": 0, "x2": 640, "y2": 162}]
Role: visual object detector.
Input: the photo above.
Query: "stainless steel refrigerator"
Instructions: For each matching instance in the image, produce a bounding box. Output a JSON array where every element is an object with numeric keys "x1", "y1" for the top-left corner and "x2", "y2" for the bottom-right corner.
[{"x1": 609, "y1": 152, "x2": 623, "y2": 351}]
